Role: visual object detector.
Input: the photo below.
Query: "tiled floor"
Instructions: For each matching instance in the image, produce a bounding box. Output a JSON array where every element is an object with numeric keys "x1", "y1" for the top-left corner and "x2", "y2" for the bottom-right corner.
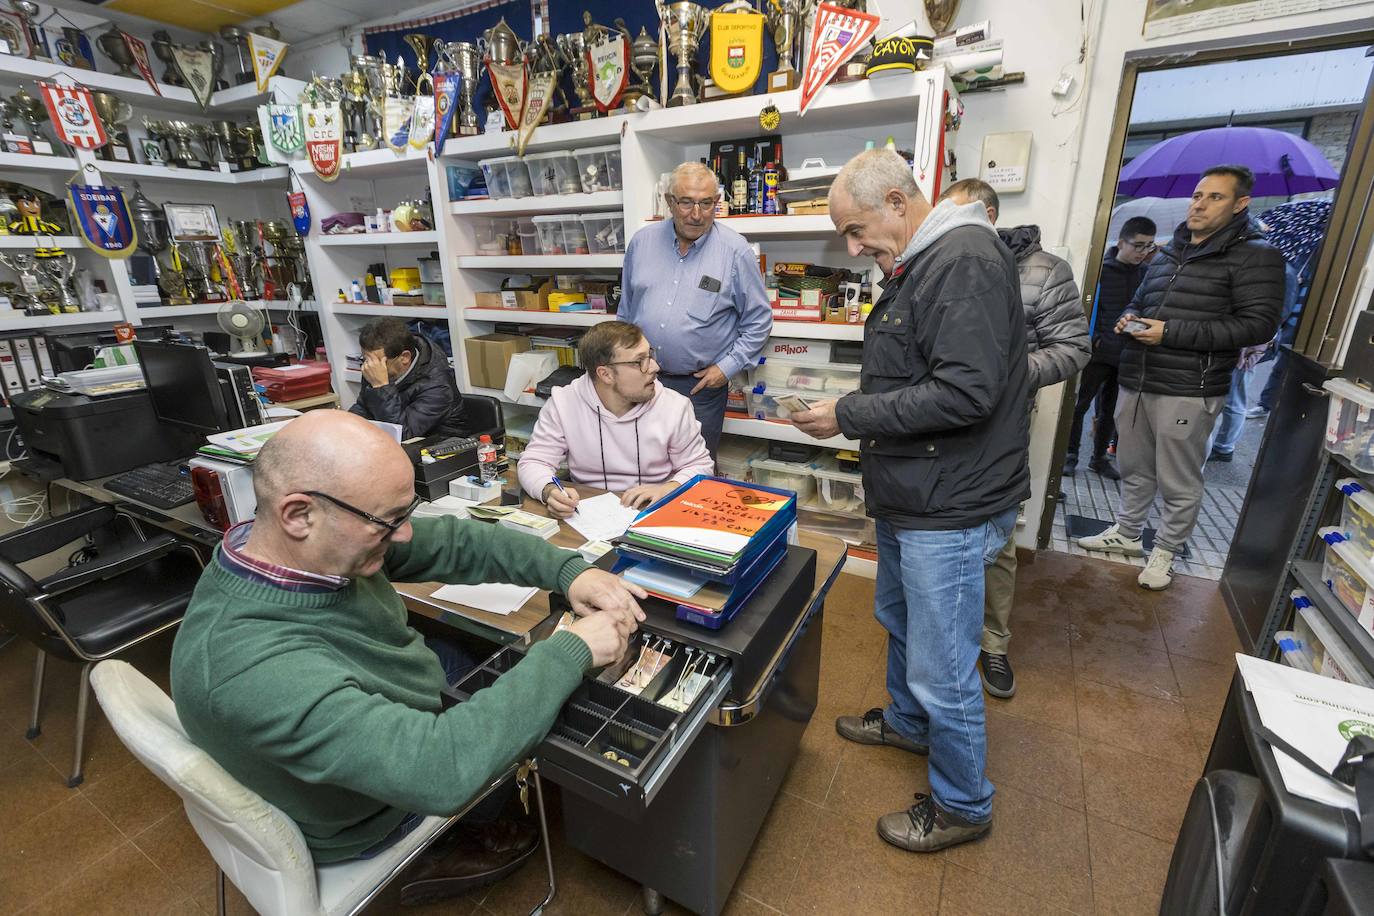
[{"x1": 0, "y1": 549, "x2": 1241, "y2": 916}]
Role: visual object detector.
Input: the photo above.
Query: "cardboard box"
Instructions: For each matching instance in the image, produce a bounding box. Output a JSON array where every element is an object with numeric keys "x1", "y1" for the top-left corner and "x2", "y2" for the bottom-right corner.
[
  {"x1": 473, "y1": 280, "x2": 553, "y2": 311},
  {"x1": 773, "y1": 304, "x2": 822, "y2": 321},
  {"x1": 464, "y1": 333, "x2": 531, "y2": 389}
]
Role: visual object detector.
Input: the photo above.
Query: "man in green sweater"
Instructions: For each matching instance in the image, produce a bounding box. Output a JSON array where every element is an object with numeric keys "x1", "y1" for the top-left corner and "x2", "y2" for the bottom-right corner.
[{"x1": 171, "y1": 411, "x2": 644, "y2": 904}]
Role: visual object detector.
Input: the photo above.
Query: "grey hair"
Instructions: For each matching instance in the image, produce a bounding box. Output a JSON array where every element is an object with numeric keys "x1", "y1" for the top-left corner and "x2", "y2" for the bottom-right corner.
[
  {"x1": 837, "y1": 149, "x2": 921, "y2": 211},
  {"x1": 669, "y1": 161, "x2": 719, "y2": 196}
]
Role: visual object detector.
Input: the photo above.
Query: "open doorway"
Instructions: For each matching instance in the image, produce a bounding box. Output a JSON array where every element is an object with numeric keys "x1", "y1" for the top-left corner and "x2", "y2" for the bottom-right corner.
[{"x1": 1048, "y1": 41, "x2": 1374, "y2": 581}]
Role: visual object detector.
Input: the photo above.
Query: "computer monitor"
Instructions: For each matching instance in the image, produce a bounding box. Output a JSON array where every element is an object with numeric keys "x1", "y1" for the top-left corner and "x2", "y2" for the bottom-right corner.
[
  {"x1": 133, "y1": 340, "x2": 230, "y2": 433},
  {"x1": 45, "y1": 324, "x2": 175, "y2": 373}
]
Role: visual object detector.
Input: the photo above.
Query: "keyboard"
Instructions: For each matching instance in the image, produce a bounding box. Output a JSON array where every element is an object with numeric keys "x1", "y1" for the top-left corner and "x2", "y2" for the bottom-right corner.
[{"x1": 104, "y1": 462, "x2": 195, "y2": 509}]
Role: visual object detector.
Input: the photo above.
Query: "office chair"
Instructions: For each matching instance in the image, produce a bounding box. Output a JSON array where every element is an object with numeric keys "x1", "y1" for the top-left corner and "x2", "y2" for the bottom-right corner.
[
  {"x1": 0, "y1": 503, "x2": 204, "y2": 786},
  {"x1": 459, "y1": 393, "x2": 504, "y2": 441},
  {"x1": 90, "y1": 660, "x2": 558, "y2": 916}
]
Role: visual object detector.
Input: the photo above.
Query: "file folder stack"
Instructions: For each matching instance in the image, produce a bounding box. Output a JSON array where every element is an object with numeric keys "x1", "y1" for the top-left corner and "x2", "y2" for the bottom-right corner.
[{"x1": 613, "y1": 476, "x2": 796, "y2": 629}]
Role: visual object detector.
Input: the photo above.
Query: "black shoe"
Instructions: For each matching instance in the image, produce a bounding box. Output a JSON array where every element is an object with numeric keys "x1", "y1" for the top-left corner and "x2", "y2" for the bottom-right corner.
[
  {"x1": 1207, "y1": 449, "x2": 1233, "y2": 463},
  {"x1": 835, "y1": 707, "x2": 928, "y2": 755},
  {"x1": 979, "y1": 651, "x2": 1016, "y2": 698},
  {"x1": 1062, "y1": 455, "x2": 1078, "y2": 477},
  {"x1": 399, "y1": 818, "x2": 539, "y2": 905},
  {"x1": 1088, "y1": 455, "x2": 1121, "y2": 481},
  {"x1": 877, "y1": 793, "x2": 991, "y2": 853}
]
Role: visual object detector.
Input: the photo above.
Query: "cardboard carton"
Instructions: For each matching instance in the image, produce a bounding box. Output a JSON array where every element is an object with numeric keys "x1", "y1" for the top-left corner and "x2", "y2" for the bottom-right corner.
[{"x1": 464, "y1": 333, "x2": 531, "y2": 388}]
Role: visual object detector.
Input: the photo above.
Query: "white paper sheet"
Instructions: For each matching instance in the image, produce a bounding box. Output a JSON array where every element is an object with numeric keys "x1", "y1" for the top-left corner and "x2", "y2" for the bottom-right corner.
[
  {"x1": 566, "y1": 492, "x2": 641, "y2": 542},
  {"x1": 430, "y1": 582, "x2": 537, "y2": 616}
]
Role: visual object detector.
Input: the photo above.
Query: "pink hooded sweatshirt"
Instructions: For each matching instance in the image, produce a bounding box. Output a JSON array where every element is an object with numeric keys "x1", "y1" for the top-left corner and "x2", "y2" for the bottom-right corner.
[{"x1": 516, "y1": 372, "x2": 715, "y2": 498}]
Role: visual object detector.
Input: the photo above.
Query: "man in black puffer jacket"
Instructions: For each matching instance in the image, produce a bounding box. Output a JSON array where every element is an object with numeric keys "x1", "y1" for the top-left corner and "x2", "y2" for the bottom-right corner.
[
  {"x1": 348, "y1": 317, "x2": 468, "y2": 439},
  {"x1": 1078, "y1": 165, "x2": 1283, "y2": 590}
]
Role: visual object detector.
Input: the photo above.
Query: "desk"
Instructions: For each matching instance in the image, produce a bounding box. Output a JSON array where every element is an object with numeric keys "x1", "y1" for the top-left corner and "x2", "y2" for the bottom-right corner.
[{"x1": 269, "y1": 392, "x2": 340, "y2": 411}]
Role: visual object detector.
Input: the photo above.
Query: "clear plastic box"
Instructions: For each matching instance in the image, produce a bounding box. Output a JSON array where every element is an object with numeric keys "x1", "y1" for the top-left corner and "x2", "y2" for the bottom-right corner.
[
  {"x1": 812, "y1": 459, "x2": 864, "y2": 514},
  {"x1": 798, "y1": 506, "x2": 875, "y2": 547},
  {"x1": 751, "y1": 357, "x2": 862, "y2": 395},
  {"x1": 525, "y1": 150, "x2": 582, "y2": 196},
  {"x1": 1337, "y1": 478, "x2": 1374, "y2": 561},
  {"x1": 530, "y1": 215, "x2": 589, "y2": 256},
  {"x1": 716, "y1": 439, "x2": 762, "y2": 483},
  {"x1": 581, "y1": 214, "x2": 626, "y2": 253},
  {"x1": 479, "y1": 155, "x2": 533, "y2": 199},
  {"x1": 749, "y1": 456, "x2": 818, "y2": 501},
  {"x1": 745, "y1": 386, "x2": 814, "y2": 422},
  {"x1": 1324, "y1": 378, "x2": 1374, "y2": 471},
  {"x1": 1297, "y1": 602, "x2": 1374, "y2": 687},
  {"x1": 574, "y1": 144, "x2": 623, "y2": 192},
  {"x1": 1318, "y1": 527, "x2": 1374, "y2": 632}
]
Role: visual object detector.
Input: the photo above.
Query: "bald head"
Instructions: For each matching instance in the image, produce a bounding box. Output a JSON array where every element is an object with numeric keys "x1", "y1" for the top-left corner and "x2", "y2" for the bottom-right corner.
[{"x1": 253, "y1": 410, "x2": 409, "y2": 506}]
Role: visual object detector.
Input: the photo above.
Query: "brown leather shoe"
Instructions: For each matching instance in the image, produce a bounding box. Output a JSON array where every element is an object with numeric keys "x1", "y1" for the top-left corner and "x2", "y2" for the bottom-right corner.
[{"x1": 399, "y1": 817, "x2": 539, "y2": 906}]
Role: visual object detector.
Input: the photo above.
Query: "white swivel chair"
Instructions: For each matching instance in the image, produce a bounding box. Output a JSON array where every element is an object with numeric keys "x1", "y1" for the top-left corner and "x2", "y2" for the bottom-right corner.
[{"x1": 90, "y1": 659, "x2": 556, "y2": 916}]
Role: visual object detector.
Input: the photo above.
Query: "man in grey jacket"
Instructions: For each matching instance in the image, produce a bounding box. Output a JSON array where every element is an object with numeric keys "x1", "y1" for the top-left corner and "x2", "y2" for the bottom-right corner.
[
  {"x1": 940, "y1": 179, "x2": 1090, "y2": 699},
  {"x1": 793, "y1": 150, "x2": 1029, "y2": 854}
]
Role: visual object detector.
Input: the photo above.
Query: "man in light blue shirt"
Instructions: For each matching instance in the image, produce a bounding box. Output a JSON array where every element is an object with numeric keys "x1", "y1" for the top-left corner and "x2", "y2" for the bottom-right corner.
[{"x1": 618, "y1": 161, "x2": 773, "y2": 455}]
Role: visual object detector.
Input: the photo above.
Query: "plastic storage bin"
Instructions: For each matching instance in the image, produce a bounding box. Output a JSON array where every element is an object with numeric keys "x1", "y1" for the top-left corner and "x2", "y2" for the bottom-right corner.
[
  {"x1": 531, "y1": 215, "x2": 589, "y2": 255},
  {"x1": 797, "y1": 506, "x2": 876, "y2": 547},
  {"x1": 745, "y1": 386, "x2": 814, "y2": 422},
  {"x1": 1318, "y1": 527, "x2": 1374, "y2": 631},
  {"x1": 574, "y1": 144, "x2": 623, "y2": 192},
  {"x1": 751, "y1": 357, "x2": 862, "y2": 395},
  {"x1": 479, "y1": 155, "x2": 533, "y2": 199},
  {"x1": 1296, "y1": 602, "x2": 1374, "y2": 687},
  {"x1": 716, "y1": 439, "x2": 762, "y2": 483},
  {"x1": 748, "y1": 456, "x2": 817, "y2": 501},
  {"x1": 1336, "y1": 478, "x2": 1374, "y2": 561},
  {"x1": 581, "y1": 214, "x2": 626, "y2": 253},
  {"x1": 525, "y1": 150, "x2": 582, "y2": 196},
  {"x1": 1323, "y1": 378, "x2": 1374, "y2": 472},
  {"x1": 812, "y1": 459, "x2": 864, "y2": 514}
]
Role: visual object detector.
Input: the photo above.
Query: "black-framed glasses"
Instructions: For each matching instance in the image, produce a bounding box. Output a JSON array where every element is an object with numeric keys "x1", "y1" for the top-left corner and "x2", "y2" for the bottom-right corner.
[
  {"x1": 303, "y1": 490, "x2": 422, "y2": 539},
  {"x1": 1122, "y1": 239, "x2": 1157, "y2": 252},
  {"x1": 606, "y1": 347, "x2": 661, "y2": 373},
  {"x1": 667, "y1": 194, "x2": 719, "y2": 213}
]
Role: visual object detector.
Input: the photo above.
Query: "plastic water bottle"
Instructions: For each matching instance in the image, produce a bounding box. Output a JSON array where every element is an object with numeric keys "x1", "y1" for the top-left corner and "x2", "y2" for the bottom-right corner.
[{"x1": 477, "y1": 435, "x2": 497, "y2": 484}]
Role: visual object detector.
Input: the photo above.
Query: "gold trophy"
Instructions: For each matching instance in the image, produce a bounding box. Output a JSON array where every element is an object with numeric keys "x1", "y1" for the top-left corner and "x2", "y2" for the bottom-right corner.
[
  {"x1": 766, "y1": 0, "x2": 812, "y2": 91},
  {"x1": 623, "y1": 26, "x2": 659, "y2": 108},
  {"x1": 404, "y1": 32, "x2": 433, "y2": 80},
  {"x1": 658, "y1": 2, "x2": 709, "y2": 107},
  {"x1": 90, "y1": 92, "x2": 134, "y2": 162}
]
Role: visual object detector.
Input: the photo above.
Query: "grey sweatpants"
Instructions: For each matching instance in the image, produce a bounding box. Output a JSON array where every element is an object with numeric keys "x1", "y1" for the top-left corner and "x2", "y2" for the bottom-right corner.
[{"x1": 1113, "y1": 388, "x2": 1224, "y2": 555}]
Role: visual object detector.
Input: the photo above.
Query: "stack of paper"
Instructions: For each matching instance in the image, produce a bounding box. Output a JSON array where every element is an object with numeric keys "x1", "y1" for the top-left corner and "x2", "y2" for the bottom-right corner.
[
  {"x1": 430, "y1": 582, "x2": 536, "y2": 616},
  {"x1": 567, "y1": 492, "x2": 641, "y2": 543},
  {"x1": 621, "y1": 478, "x2": 793, "y2": 572},
  {"x1": 198, "y1": 419, "x2": 293, "y2": 463}
]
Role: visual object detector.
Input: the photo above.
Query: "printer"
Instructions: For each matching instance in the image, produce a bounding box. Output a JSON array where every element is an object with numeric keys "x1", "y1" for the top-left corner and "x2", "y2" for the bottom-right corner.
[{"x1": 11, "y1": 388, "x2": 195, "y2": 480}]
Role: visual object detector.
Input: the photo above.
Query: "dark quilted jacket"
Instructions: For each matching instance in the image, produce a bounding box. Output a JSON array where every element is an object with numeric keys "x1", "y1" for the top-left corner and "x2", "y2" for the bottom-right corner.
[
  {"x1": 1091, "y1": 247, "x2": 1147, "y2": 367},
  {"x1": 1117, "y1": 212, "x2": 1285, "y2": 398},
  {"x1": 349, "y1": 335, "x2": 467, "y2": 438},
  {"x1": 998, "y1": 225, "x2": 1090, "y2": 391}
]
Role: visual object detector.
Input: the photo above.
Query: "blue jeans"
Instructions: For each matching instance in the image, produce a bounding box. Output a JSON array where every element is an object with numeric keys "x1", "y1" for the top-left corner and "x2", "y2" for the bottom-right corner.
[
  {"x1": 875, "y1": 508, "x2": 1016, "y2": 823},
  {"x1": 1209, "y1": 367, "x2": 1250, "y2": 456},
  {"x1": 657, "y1": 373, "x2": 728, "y2": 458}
]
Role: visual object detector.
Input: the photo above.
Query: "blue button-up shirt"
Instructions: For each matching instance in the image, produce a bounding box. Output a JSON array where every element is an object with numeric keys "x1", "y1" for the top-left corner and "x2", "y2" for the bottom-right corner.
[{"x1": 618, "y1": 220, "x2": 773, "y2": 379}]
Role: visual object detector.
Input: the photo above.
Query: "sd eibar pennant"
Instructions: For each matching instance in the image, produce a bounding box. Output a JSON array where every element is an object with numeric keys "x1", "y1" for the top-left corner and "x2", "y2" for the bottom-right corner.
[
  {"x1": 67, "y1": 184, "x2": 137, "y2": 257},
  {"x1": 710, "y1": 10, "x2": 764, "y2": 96}
]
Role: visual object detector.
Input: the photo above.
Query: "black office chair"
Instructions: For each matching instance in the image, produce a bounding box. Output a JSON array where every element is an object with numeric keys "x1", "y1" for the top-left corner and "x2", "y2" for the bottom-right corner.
[
  {"x1": 459, "y1": 393, "x2": 505, "y2": 442},
  {"x1": 0, "y1": 503, "x2": 204, "y2": 787}
]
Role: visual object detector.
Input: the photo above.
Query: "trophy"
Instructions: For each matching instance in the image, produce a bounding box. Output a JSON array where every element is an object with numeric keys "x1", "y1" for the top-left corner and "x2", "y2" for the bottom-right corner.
[
  {"x1": 404, "y1": 32, "x2": 433, "y2": 83},
  {"x1": 11, "y1": 88, "x2": 52, "y2": 154},
  {"x1": 152, "y1": 31, "x2": 184, "y2": 87},
  {"x1": 220, "y1": 26, "x2": 253, "y2": 86},
  {"x1": 766, "y1": 0, "x2": 812, "y2": 91},
  {"x1": 236, "y1": 125, "x2": 265, "y2": 167},
  {"x1": 658, "y1": 2, "x2": 709, "y2": 107},
  {"x1": 201, "y1": 40, "x2": 228, "y2": 91},
  {"x1": 525, "y1": 35, "x2": 569, "y2": 117},
  {"x1": 482, "y1": 17, "x2": 523, "y2": 66},
  {"x1": 0, "y1": 253, "x2": 43, "y2": 309},
  {"x1": 97, "y1": 25, "x2": 137, "y2": 77},
  {"x1": 437, "y1": 41, "x2": 482, "y2": 137},
  {"x1": 339, "y1": 64, "x2": 371, "y2": 152},
  {"x1": 9, "y1": 1, "x2": 41, "y2": 60},
  {"x1": 624, "y1": 27, "x2": 658, "y2": 107},
  {"x1": 167, "y1": 121, "x2": 210, "y2": 169},
  {"x1": 554, "y1": 32, "x2": 594, "y2": 118},
  {"x1": 227, "y1": 220, "x2": 261, "y2": 299},
  {"x1": 39, "y1": 254, "x2": 79, "y2": 312},
  {"x1": 127, "y1": 182, "x2": 169, "y2": 294},
  {"x1": 261, "y1": 220, "x2": 309, "y2": 298},
  {"x1": 90, "y1": 92, "x2": 134, "y2": 162}
]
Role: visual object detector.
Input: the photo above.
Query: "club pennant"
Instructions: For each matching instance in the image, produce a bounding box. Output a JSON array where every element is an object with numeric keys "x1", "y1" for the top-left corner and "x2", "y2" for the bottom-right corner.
[
  {"x1": 516, "y1": 70, "x2": 556, "y2": 156},
  {"x1": 383, "y1": 96, "x2": 414, "y2": 151},
  {"x1": 799, "y1": 3, "x2": 881, "y2": 117},
  {"x1": 266, "y1": 103, "x2": 303, "y2": 153},
  {"x1": 487, "y1": 58, "x2": 527, "y2": 131},
  {"x1": 433, "y1": 71, "x2": 460, "y2": 144},
  {"x1": 587, "y1": 34, "x2": 630, "y2": 113},
  {"x1": 120, "y1": 31, "x2": 161, "y2": 97},
  {"x1": 409, "y1": 90, "x2": 436, "y2": 150},
  {"x1": 302, "y1": 101, "x2": 343, "y2": 181},
  {"x1": 709, "y1": 11, "x2": 764, "y2": 96},
  {"x1": 288, "y1": 190, "x2": 310, "y2": 235},
  {"x1": 67, "y1": 184, "x2": 137, "y2": 258},
  {"x1": 38, "y1": 81, "x2": 108, "y2": 149},
  {"x1": 170, "y1": 44, "x2": 216, "y2": 110},
  {"x1": 247, "y1": 31, "x2": 288, "y2": 94}
]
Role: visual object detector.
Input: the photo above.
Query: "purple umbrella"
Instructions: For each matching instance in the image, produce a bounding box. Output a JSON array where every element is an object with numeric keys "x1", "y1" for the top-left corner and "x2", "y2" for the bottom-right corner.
[{"x1": 1117, "y1": 126, "x2": 1339, "y2": 198}]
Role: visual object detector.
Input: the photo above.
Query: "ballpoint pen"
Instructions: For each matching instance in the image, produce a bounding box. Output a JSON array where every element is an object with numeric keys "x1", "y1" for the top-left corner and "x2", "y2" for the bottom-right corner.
[{"x1": 549, "y1": 476, "x2": 578, "y2": 516}]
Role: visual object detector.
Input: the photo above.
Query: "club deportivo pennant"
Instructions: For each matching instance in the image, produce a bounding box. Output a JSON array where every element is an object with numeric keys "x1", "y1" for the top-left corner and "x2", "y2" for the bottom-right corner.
[
  {"x1": 516, "y1": 70, "x2": 556, "y2": 156},
  {"x1": 383, "y1": 96, "x2": 414, "y2": 151},
  {"x1": 409, "y1": 92, "x2": 436, "y2": 150},
  {"x1": 587, "y1": 34, "x2": 630, "y2": 113},
  {"x1": 170, "y1": 44, "x2": 215, "y2": 110},
  {"x1": 302, "y1": 102, "x2": 343, "y2": 181},
  {"x1": 38, "y1": 82, "x2": 108, "y2": 149},
  {"x1": 67, "y1": 184, "x2": 137, "y2": 257},
  {"x1": 487, "y1": 58, "x2": 527, "y2": 130},
  {"x1": 799, "y1": 4, "x2": 880, "y2": 117},
  {"x1": 267, "y1": 103, "x2": 303, "y2": 153},
  {"x1": 121, "y1": 31, "x2": 161, "y2": 97},
  {"x1": 288, "y1": 190, "x2": 310, "y2": 235},
  {"x1": 248, "y1": 32, "x2": 288, "y2": 94},
  {"x1": 433, "y1": 71, "x2": 460, "y2": 143},
  {"x1": 709, "y1": 11, "x2": 764, "y2": 96}
]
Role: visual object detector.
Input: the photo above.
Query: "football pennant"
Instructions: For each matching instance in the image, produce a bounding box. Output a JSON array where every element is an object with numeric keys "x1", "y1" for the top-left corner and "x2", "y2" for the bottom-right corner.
[
  {"x1": 288, "y1": 190, "x2": 310, "y2": 236},
  {"x1": 588, "y1": 34, "x2": 630, "y2": 113},
  {"x1": 383, "y1": 96, "x2": 414, "y2": 151},
  {"x1": 170, "y1": 44, "x2": 215, "y2": 110},
  {"x1": 39, "y1": 81, "x2": 108, "y2": 149},
  {"x1": 302, "y1": 101, "x2": 343, "y2": 181},
  {"x1": 121, "y1": 31, "x2": 161, "y2": 96},
  {"x1": 516, "y1": 70, "x2": 556, "y2": 156},
  {"x1": 248, "y1": 31, "x2": 288, "y2": 93},
  {"x1": 709, "y1": 11, "x2": 764, "y2": 96},
  {"x1": 267, "y1": 103, "x2": 303, "y2": 153},
  {"x1": 67, "y1": 184, "x2": 137, "y2": 258},
  {"x1": 409, "y1": 90, "x2": 436, "y2": 150},
  {"x1": 433, "y1": 71, "x2": 460, "y2": 143},
  {"x1": 799, "y1": 3, "x2": 881, "y2": 117},
  {"x1": 487, "y1": 58, "x2": 527, "y2": 130}
]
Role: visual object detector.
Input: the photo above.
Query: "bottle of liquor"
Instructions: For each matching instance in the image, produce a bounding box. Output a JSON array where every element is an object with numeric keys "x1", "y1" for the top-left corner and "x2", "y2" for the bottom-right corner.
[
  {"x1": 748, "y1": 158, "x2": 764, "y2": 214},
  {"x1": 732, "y1": 149, "x2": 748, "y2": 215}
]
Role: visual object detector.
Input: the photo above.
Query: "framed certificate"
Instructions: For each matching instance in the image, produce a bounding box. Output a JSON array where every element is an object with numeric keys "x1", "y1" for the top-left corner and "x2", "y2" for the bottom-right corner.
[{"x1": 163, "y1": 202, "x2": 220, "y2": 242}]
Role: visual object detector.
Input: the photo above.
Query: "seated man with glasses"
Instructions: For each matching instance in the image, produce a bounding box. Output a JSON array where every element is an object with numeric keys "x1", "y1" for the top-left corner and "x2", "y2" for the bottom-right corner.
[
  {"x1": 618, "y1": 161, "x2": 772, "y2": 456},
  {"x1": 516, "y1": 320, "x2": 715, "y2": 518},
  {"x1": 171, "y1": 409, "x2": 646, "y2": 904}
]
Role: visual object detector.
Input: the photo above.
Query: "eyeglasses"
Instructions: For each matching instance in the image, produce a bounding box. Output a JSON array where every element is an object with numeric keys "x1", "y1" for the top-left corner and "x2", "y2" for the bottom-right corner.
[
  {"x1": 1122, "y1": 240, "x2": 1158, "y2": 252},
  {"x1": 667, "y1": 194, "x2": 719, "y2": 213},
  {"x1": 303, "y1": 490, "x2": 422, "y2": 540},
  {"x1": 606, "y1": 347, "x2": 661, "y2": 373}
]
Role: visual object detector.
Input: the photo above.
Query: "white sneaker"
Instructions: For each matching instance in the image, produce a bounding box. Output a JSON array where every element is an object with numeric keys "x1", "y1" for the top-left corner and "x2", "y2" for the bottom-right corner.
[
  {"x1": 1138, "y1": 547, "x2": 1175, "y2": 590},
  {"x1": 1245, "y1": 406, "x2": 1269, "y2": 420},
  {"x1": 1076, "y1": 524, "x2": 1145, "y2": 556}
]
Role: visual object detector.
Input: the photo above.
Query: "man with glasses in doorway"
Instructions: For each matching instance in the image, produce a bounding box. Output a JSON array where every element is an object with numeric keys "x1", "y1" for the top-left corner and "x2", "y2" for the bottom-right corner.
[
  {"x1": 516, "y1": 320, "x2": 715, "y2": 516},
  {"x1": 618, "y1": 161, "x2": 773, "y2": 456},
  {"x1": 171, "y1": 410, "x2": 646, "y2": 904}
]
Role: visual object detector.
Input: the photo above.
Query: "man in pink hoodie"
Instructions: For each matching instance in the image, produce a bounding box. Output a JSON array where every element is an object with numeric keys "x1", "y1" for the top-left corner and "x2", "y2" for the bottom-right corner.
[{"x1": 517, "y1": 321, "x2": 715, "y2": 517}]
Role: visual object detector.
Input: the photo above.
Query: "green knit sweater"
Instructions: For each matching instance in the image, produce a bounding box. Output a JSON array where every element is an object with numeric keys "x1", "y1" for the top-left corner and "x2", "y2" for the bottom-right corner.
[{"x1": 170, "y1": 516, "x2": 594, "y2": 864}]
